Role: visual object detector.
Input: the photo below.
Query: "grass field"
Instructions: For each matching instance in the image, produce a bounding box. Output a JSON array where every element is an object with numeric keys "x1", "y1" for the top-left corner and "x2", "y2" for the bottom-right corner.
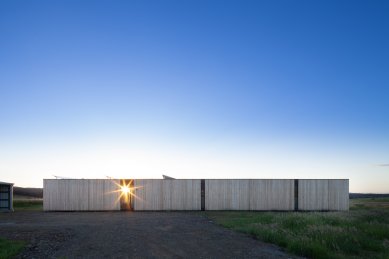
[
  {"x1": 206, "y1": 198, "x2": 389, "y2": 259},
  {"x1": 0, "y1": 238, "x2": 25, "y2": 259},
  {"x1": 13, "y1": 199, "x2": 43, "y2": 211}
]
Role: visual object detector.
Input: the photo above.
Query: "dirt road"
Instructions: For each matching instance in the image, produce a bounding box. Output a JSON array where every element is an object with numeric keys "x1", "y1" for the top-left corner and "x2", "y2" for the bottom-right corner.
[{"x1": 0, "y1": 211, "x2": 295, "y2": 258}]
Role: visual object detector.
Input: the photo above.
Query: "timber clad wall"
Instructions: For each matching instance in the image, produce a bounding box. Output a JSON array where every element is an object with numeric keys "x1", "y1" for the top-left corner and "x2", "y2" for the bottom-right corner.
[
  {"x1": 298, "y1": 179, "x2": 349, "y2": 211},
  {"x1": 43, "y1": 179, "x2": 349, "y2": 211},
  {"x1": 43, "y1": 179, "x2": 120, "y2": 211},
  {"x1": 250, "y1": 180, "x2": 294, "y2": 210},
  {"x1": 134, "y1": 179, "x2": 201, "y2": 210},
  {"x1": 205, "y1": 180, "x2": 294, "y2": 210}
]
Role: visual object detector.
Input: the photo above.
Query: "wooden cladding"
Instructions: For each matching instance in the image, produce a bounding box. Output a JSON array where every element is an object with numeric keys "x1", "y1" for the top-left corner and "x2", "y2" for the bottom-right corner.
[
  {"x1": 43, "y1": 179, "x2": 349, "y2": 211},
  {"x1": 43, "y1": 179, "x2": 120, "y2": 211},
  {"x1": 298, "y1": 179, "x2": 349, "y2": 211},
  {"x1": 133, "y1": 179, "x2": 201, "y2": 210},
  {"x1": 205, "y1": 179, "x2": 295, "y2": 210}
]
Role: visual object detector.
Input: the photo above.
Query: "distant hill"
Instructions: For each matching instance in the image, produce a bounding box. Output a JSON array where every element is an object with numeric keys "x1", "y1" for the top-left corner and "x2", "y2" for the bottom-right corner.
[
  {"x1": 13, "y1": 186, "x2": 43, "y2": 199},
  {"x1": 349, "y1": 193, "x2": 389, "y2": 199}
]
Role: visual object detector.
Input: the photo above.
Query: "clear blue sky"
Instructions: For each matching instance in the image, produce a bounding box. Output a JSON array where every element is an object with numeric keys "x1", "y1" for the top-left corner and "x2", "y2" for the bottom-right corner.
[{"x1": 1, "y1": 0, "x2": 388, "y2": 192}]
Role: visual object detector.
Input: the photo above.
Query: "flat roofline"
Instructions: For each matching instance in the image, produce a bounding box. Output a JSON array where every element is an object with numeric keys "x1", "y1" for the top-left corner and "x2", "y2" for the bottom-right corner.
[{"x1": 43, "y1": 178, "x2": 349, "y2": 180}]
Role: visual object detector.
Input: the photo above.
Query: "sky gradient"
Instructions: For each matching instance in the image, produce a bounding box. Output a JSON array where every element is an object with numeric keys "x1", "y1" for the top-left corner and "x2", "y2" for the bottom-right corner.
[{"x1": 1, "y1": 0, "x2": 388, "y2": 192}]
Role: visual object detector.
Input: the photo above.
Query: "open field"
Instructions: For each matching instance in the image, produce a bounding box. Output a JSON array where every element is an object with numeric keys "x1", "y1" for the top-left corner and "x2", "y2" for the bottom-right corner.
[
  {"x1": 13, "y1": 199, "x2": 43, "y2": 211},
  {"x1": 206, "y1": 198, "x2": 389, "y2": 259},
  {"x1": 12, "y1": 186, "x2": 43, "y2": 211}
]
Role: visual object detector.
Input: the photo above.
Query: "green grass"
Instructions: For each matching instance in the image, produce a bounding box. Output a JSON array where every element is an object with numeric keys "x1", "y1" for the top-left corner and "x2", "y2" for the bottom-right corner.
[
  {"x1": 0, "y1": 199, "x2": 41, "y2": 258},
  {"x1": 13, "y1": 199, "x2": 43, "y2": 211},
  {"x1": 0, "y1": 200, "x2": 42, "y2": 258},
  {"x1": 206, "y1": 198, "x2": 389, "y2": 259},
  {"x1": 0, "y1": 238, "x2": 25, "y2": 259}
]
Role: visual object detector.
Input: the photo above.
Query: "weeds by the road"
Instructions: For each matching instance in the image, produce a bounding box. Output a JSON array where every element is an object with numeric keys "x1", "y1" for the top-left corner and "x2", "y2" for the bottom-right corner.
[
  {"x1": 206, "y1": 198, "x2": 389, "y2": 259},
  {"x1": 0, "y1": 238, "x2": 25, "y2": 259}
]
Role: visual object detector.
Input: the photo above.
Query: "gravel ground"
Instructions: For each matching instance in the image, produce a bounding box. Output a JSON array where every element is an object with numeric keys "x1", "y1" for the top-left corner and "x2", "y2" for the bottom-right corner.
[{"x1": 0, "y1": 211, "x2": 297, "y2": 258}]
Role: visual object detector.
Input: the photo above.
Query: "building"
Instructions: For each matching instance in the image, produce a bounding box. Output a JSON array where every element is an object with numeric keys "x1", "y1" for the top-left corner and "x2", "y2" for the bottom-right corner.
[
  {"x1": 0, "y1": 181, "x2": 14, "y2": 212},
  {"x1": 43, "y1": 179, "x2": 349, "y2": 211}
]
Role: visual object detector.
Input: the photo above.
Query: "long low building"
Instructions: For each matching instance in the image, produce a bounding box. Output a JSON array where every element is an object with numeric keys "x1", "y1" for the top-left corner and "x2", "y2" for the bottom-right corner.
[{"x1": 43, "y1": 179, "x2": 349, "y2": 211}]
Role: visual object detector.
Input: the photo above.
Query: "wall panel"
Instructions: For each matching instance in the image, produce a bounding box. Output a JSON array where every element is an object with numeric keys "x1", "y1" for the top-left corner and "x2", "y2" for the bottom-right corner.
[
  {"x1": 133, "y1": 179, "x2": 201, "y2": 210},
  {"x1": 205, "y1": 180, "x2": 294, "y2": 210},
  {"x1": 205, "y1": 180, "x2": 250, "y2": 210},
  {"x1": 328, "y1": 179, "x2": 349, "y2": 211},
  {"x1": 250, "y1": 180, "x2": 294, "y2": 210},
  {"x1": 43, "y1": 179, "x2": 120, "y2": 211},
  {"x1": 103, "y1": 179, "x2": 121, "y2": 210},
  {"x1": 299, "y1": 180, "x2": 329, "y2": 210},
  {"x1": 298, "y1": 179, "x2": 348, "y2": 211},
  {"x1": 67, "y1": 179, "x2": 89, "y2": 211}
]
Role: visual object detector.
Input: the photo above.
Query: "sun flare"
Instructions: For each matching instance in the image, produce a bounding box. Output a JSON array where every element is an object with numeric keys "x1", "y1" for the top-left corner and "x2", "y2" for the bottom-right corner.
[
  {"x1": 121, "y1": 185, "x2": 130, "y2": 194},
  {"x1": 108, "y1": 179, "x2": 143, "y2": 208}
]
